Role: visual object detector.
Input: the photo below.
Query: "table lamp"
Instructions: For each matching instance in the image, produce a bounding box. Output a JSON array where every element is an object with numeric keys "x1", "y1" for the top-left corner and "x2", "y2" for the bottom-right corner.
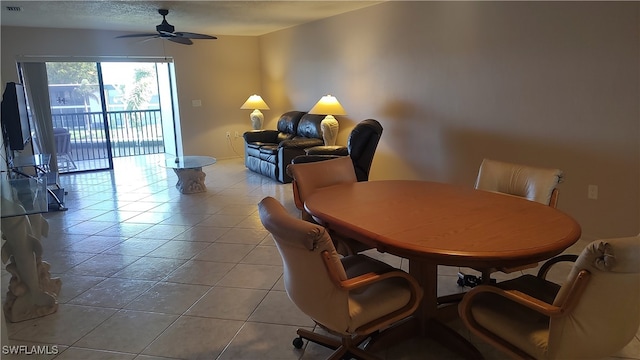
[
  {"x1": 241, "y1": 94, "x2": 270, "y2": 130},
  {"x1": 308, "y1": 95, "x2": 346, "y2": 146}
]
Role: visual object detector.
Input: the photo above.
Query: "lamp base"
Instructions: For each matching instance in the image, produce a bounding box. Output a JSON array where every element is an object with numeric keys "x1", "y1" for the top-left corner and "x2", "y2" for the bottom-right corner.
[
  {"x1": 321, "y1": 115, "x2": 339, "y2": 146},
  {"x1": 250, "y1": 109, "x2": 264, "y2": 130}
]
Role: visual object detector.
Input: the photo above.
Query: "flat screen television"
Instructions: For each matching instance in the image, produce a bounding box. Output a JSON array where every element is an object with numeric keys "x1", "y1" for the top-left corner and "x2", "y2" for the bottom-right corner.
[{"x1": 1, "y1": 82, "x2": 31, "y2": 151}]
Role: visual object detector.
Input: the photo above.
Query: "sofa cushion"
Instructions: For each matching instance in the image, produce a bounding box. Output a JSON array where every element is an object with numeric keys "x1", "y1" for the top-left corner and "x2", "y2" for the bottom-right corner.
[
  {"x1": 277, "y1": 111, "x2": 306, "y2": 134},
  {"x1": 296, "y1": 114, "x2": 325, "y2": 139},
  {"x1": 248, "y1": 142, "x2": 276, "y2": 148},
  {"x1": 259, "y1": 145, "x2": 279, "y2": 163}
]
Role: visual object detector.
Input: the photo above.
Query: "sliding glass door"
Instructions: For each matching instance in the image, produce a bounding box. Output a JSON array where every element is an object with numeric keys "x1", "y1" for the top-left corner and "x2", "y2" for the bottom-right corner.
[
  {"x1": 46, "y1": 62, "x2": 111, "y2": 172},
  {"x1": 30, "y1": 60, "x2": 177, "y2": 173}
]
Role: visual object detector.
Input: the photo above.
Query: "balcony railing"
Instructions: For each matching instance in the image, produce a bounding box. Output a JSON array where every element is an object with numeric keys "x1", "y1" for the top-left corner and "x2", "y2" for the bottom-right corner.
[{"x1": 50, "y1": 109, "x2": 166, "y2": 165}]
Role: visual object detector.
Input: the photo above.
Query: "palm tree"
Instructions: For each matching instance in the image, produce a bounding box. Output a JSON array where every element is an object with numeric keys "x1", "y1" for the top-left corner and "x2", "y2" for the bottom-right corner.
[{"x1": 121, "y1": 68, "x2": 154, "y2": 144}]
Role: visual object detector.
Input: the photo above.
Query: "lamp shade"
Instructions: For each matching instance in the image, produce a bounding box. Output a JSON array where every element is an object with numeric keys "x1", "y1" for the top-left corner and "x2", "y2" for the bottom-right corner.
[
  {"x1": 240, "y1": 95, "x2": 270, "y2": 110},
  {"x1": 308, "y1": 95, "x2": 347, "y2": 116}
]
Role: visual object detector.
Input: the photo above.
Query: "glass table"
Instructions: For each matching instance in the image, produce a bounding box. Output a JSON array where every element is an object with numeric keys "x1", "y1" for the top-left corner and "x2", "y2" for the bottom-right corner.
[
  {"x1": 9, "y1": 154, "x2": 66, "y2": 211},
  {"x1": 162, "y1": 155, "x2": 217, "y2": 194}
]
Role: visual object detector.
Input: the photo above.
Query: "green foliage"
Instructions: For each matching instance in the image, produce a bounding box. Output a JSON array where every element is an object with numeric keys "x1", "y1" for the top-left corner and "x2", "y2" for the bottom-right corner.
[
  {"x1": 124, "y1": 68, "x2": 154, "y2": 111},
  {"x1": 46, "y1": 62, "x2": 98, "y2": 84}
]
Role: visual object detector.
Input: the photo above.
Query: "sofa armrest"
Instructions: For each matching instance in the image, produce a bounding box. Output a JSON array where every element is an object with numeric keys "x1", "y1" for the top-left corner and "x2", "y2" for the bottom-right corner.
[
  {"x1": 243, "y1": 130, "x2": 279, "y2": 143},
  {"x1": 279, "y1": 137, "x2": 324, "y2": 150},
  {"x1": 305, "y1": 145, "x2": 349, "y2": 156}
]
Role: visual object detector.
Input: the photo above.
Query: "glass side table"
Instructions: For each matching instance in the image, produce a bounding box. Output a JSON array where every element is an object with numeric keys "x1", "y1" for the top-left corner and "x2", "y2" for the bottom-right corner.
[{"x1": 161, "y1": 155, "x2": 217, "y2": 194}]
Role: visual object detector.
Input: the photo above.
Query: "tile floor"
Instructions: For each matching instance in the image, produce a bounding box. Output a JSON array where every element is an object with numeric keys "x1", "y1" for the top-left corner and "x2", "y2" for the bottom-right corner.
[{"x1": 2, "y1": 154, "x2": 639, "y2": 360}]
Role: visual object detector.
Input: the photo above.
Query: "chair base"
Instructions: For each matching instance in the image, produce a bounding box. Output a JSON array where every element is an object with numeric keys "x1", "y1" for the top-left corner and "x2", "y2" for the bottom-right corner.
[{"x1": 295, "y1": 328, "x2": 381, "y2": 360}]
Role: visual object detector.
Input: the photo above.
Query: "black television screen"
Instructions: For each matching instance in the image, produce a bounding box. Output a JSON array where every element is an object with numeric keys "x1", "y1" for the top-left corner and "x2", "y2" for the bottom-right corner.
[{"x1": 1, "y1": 82, "x2": 31, "y2": 151}]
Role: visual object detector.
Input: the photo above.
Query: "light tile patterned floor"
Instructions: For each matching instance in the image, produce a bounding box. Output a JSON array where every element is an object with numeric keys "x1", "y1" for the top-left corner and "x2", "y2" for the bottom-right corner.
[{"x1": 2, "y1": 154, "x2": 639, "y2": 359}]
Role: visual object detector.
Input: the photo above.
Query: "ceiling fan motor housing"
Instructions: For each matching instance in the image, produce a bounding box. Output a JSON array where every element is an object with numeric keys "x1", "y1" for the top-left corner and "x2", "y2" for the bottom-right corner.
[{"x1": 157, "y1": 9, "x2": 175, "y2": 34}]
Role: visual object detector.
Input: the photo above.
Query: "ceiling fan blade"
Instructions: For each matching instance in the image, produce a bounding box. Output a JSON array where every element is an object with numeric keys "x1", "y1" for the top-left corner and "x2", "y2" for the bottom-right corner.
[
  {"x1": 158, "y1": 30, "x2": 178, "y2": 37},
  {"x1": 174, "y1": 32, "x2": 217, "y2": 40},
  {"x1": 167, "y1": 37, "x2": 193, "y2": 45},
  {"x1": 115, "y1": 33, "x2": 160, "y2": 39}
]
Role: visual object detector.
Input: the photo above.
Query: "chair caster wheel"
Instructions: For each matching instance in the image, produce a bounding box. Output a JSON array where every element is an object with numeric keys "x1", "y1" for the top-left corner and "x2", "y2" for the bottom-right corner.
[{"x1": 292, "y1": 337, "x2": 304, "y2": 349}]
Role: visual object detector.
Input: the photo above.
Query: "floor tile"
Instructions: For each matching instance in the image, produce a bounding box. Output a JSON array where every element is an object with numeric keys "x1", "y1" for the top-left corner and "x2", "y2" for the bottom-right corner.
[
  {"x1": 171, "y1": 225, "x2": 229, "y2": 242},
  {"x1": 74, "y1": 310, "x2": 177, "y2": 353},
  {"x1": 102, "y1": 238, "x2": 169, "y2": 257},
  {"x1": 63, "y1": 235, "x2": 126, "y2": 254},
  {"x1": 54, "y1": 274, "x2": 106, "y2": 303},
  {"x1": 185, "y1": 286, "x2": 267, "y2": 321},
  {"x1": 95, "y1": 223, "x2": 154, "y2": 238},
  {"x1": 240, "y1": 245, "x2": 285, "y2": 266},
  {"x1": 215, "y1": 228, "x2": 269, "y2": 245},
  {"x1": 163, "y1": 260, "x2": 235, "y2": 286},
  {"x1": 68, "y1": 277, "x2": 156, "y2": 308},
  {"x1": 8, "y1": 304, "x2": 116, "y2": 345},
  {"x1": 192, "y1": 243, "x2": 255, "y2": 263},
  {"x1": 125, "y1": 282, "x2": 210, "y2": 314},
  {"x1": 248, "y1": 290, "x2": 315, "y2": 327},
  {"x1": 66, "y1": 254, "x2": 141, "y2": 277},
  {"x1": 142, "y1": 316, "x2": 244, "y2": 360},
  {"x1": 216, "y1": 263, "x2": 283, "y2": 290},
  {"x1": 112, "y1": 257, "x2": 186, "y2": 281},
  {"x1": 54, "y1": 347, "x2": 136, "y2": 360},
  {"x1": 135, "y1": 224, "x2": 191, "y2": 240},
  {"x1": 145, "y1": 240, "x2": 211, "y2": 260},
  {"x1": 217, "y1": 322, "x2": 308, "y2": 360}
]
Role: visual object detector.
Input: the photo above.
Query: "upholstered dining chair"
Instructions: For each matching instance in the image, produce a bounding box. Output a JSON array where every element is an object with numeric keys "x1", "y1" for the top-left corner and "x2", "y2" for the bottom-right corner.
[
  {"x1": 287, "y1": 156, "x2": 370, "y2": 255},
  {"x1": 472, "y1": 158, "x2": 564, "y2": 281},
  {"x1": 293, "y1": 119, "x2": 383, "y2": 182},
  {"x1": 258, "y1": 196, "x2": 423, "y2": 360},
  {"x1": 475, "y1": 158, "x2": 563, "y2": 208},
  {"x1": 458, "y1": 235, "x2": 640, "y2": 360}
]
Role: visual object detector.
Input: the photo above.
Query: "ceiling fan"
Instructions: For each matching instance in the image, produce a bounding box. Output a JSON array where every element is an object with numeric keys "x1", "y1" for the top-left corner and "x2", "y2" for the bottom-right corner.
[{"x1": 116, "y1": 9, "x2": 217, "y2": 45}]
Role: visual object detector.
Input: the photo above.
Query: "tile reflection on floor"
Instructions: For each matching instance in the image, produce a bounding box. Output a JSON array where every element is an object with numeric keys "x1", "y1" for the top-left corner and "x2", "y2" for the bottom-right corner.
[{"x1": 2, "y1": 154, "x2": 639, "y2": 359}]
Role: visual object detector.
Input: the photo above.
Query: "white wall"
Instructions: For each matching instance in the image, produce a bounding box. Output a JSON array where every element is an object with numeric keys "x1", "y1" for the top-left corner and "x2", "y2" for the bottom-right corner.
[{"x1": 259, "y1": 1, "x2": 640, "y2": 240}]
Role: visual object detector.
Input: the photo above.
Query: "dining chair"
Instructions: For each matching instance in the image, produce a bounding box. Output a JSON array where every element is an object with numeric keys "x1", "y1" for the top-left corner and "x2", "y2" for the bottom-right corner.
[
  {"x1": 258, "y1": 196, "x2": 423, "y2": 360},
  {"x1": 474, "y1": 158, "x2": 563, "y2": 208},
  {"x1": 287, "y1": 156, "x2": 370, "y2": 255},
  {"x1": 458, "y1": 235, "x2": 640, "y2": 360},
  {"x1": 470, "y1": 158, "x2": 564, "y2": 283}
]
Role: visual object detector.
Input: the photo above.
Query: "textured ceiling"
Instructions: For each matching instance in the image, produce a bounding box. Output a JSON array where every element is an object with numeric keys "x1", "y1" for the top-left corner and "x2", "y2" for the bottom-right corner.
[{"x1": 0, "y1": 1, "x2": 381, "y2": 36}]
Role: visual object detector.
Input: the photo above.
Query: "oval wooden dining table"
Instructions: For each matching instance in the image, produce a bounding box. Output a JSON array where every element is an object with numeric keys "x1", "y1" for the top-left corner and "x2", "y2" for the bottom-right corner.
[{"x1": 304, "y1": 180, "x2": 582, "y2": 358}]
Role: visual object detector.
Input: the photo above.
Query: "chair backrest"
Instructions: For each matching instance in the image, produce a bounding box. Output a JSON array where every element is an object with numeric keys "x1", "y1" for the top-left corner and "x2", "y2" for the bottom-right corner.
[
  {"x1": 347, "y1": 119, "x2": 383, "y2": 181},
  {"x1": 258, "y1": 197, "x2": 351, "y2": 332},
  {"x1": 474, "y1": 158, "x2": 563, "y2": 207},
  {"x1": 548, "y1": 236, "x2": 640, "y2": 359},
  {"x1": 287, "y1": 156, "x2": 357, "y2": 217},
  {"x1": 53, "y1": 127, "x2": 71, "y2": 154}
]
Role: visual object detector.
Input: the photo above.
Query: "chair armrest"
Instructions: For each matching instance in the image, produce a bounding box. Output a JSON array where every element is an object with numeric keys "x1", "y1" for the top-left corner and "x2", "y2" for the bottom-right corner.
[
  {"x1": 305, "y1": 145, "x2": 349, "y2": 156},
  {"x1": 321, "y1": 251, "x2": 421, "y2": 294},
  {"x1": 461, "y1": 284, "x2": 563, "y2": 317},
  {"x1": 460, "y1": 268, "x2": 590, "y2": 320},
  {"x1": 243, "y1": 130, "x2": 279, "y2": 143},
  {"x1": 279, "y1": 137, "x2": 324, "y2": 149},
  {"x1": 537, "y1": 254, "x2": 579, "y2": 279}
]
